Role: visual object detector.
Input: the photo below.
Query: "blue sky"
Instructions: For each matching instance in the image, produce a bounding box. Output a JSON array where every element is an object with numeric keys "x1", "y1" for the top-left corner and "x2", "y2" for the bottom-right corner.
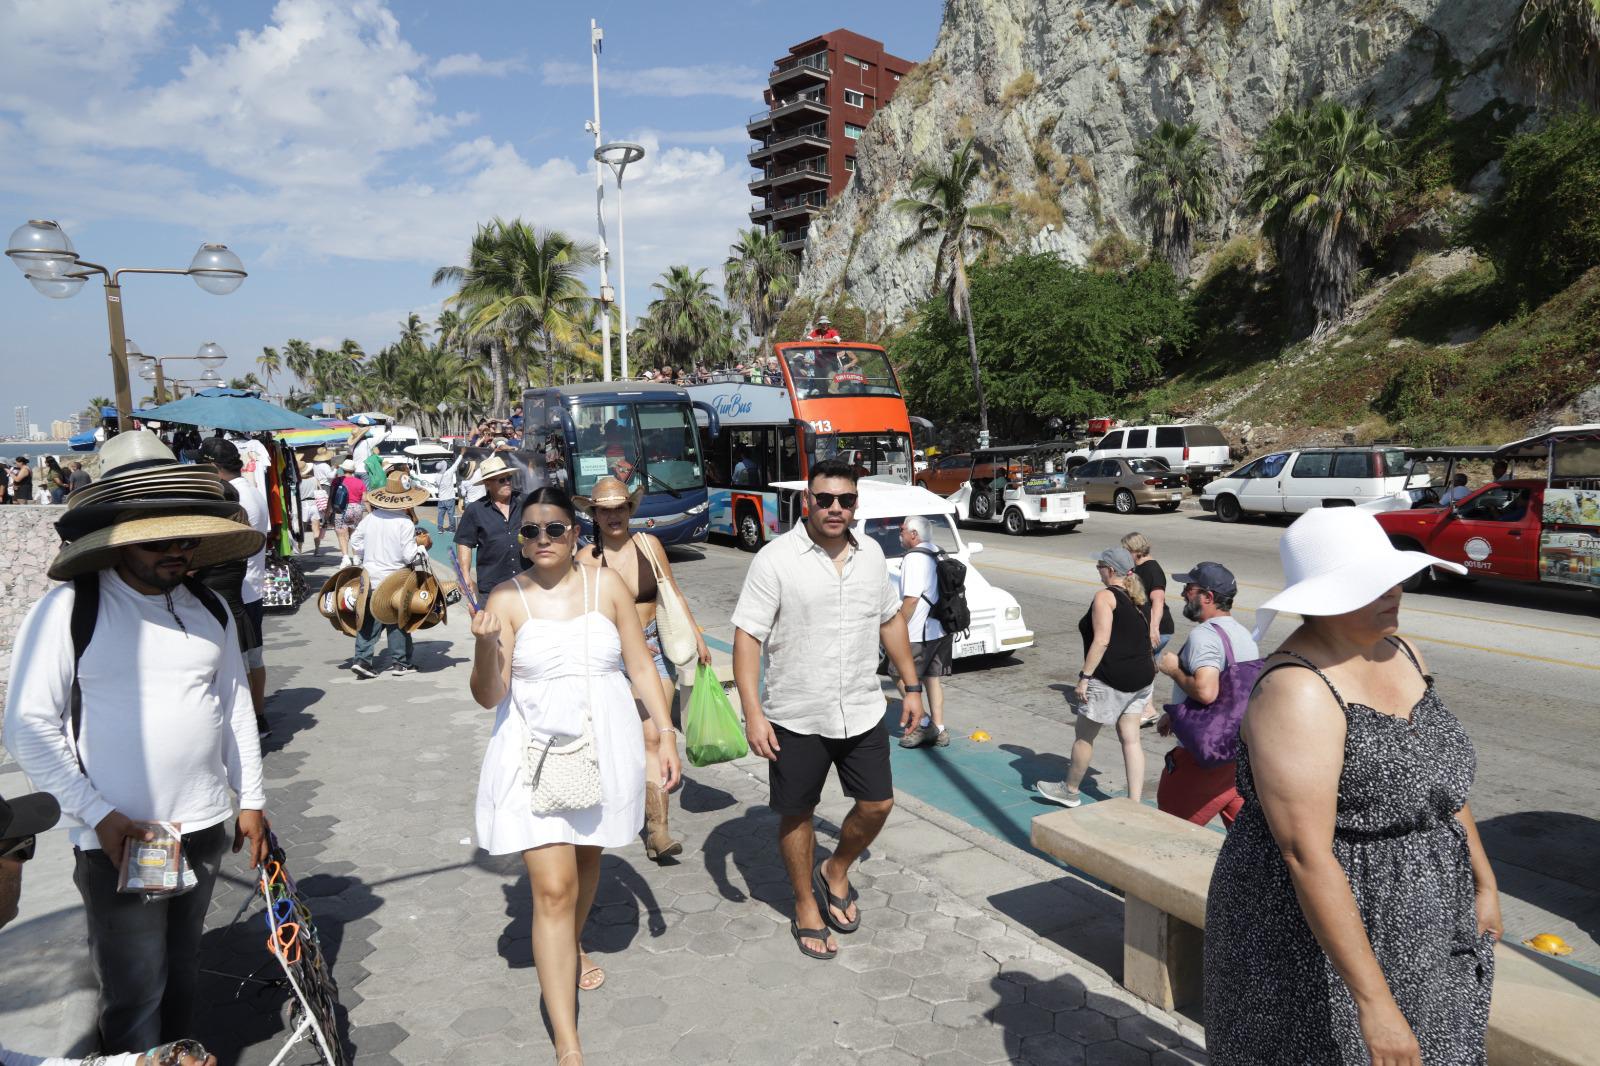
[{"x1": 0, "y1": 0, "x2": 939, "y2": 427}]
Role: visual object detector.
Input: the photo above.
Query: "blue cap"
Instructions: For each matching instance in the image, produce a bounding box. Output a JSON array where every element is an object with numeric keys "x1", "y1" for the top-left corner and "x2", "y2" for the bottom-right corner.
[{"x1": 1173, "y1": 561, "x2": 1237, "y2": 597}]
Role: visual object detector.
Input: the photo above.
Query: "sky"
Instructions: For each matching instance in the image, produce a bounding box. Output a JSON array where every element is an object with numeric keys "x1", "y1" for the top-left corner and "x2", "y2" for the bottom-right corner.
[{"x1": 0, "y1": 0, "x2": 940, "y2": 428}]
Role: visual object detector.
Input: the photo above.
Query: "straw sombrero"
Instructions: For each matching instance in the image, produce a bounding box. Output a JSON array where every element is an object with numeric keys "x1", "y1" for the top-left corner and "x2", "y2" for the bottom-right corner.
[
  {"x1": 371, "y1": 569, "x2": 447, "y2": 632},
  {"x1": 573, "y1": 475, "x2": 643, "y2": 516},
  {"x1": 311, "y1": 448, "x2": 335, "y2": 463},
  {"x1": 48, "y1": 431, "x2": 264, "y2": 581},
  {"x1": 468, "y1": 454, "x2": 517, "y2": 486},
  {"x1": 316, "y1": 565, "x2": 369, "y2": 637},
  {"x1": 366, "y1": 472, "x2": 429, "y2": 511}
]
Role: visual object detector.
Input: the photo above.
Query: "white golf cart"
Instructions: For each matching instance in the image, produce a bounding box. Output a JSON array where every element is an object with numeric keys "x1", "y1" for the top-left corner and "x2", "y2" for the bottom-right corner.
[
  {"x1": 947, "y1": 444, "x2": 1087, "y2": 535},
  {"x1": 773, "y1": 479, "x2": 1035, "y2": 660}
]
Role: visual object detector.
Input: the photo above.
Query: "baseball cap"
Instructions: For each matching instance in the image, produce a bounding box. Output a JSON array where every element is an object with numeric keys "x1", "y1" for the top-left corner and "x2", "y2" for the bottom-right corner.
[
  {"x1": 1095, "y1": 547, "x2": 1136, "y2": 575},
  {"x1": 0, "y1": 791, "x2": 61, "y2": 842},
  {"x1": 1173, "y1": 561, "x2": 1238, "y2": 597},
  {"x1": 198, "y1": 436, "x2": 242, "y2": 469}
]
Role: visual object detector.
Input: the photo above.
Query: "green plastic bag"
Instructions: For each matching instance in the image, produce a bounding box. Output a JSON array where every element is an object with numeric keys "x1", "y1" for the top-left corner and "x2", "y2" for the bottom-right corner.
[{"x1": 685, "y1": 664, "x2": 748, "y2": 767}]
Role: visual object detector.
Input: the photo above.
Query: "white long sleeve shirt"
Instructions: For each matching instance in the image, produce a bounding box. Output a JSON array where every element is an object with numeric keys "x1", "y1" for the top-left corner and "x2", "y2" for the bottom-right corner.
[
  {"x1": 350, "y1": 508, "x2": 426, "y2": 583},
  {"x1": 230, "y1": 475, "x2": 271, "y2": 605},
  {"x1": 3, "y1": 570, "x2": 266, "y2": 851},
  {"x1": 1, "y1": 1046, "x2": 139, "y2": 1066}
]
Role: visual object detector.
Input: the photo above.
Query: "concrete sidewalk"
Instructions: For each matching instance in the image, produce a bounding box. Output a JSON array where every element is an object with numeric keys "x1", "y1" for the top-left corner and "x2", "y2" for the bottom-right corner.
[{"x1": 1, "y1": 550, "x2": 1207, "y2": 1065}]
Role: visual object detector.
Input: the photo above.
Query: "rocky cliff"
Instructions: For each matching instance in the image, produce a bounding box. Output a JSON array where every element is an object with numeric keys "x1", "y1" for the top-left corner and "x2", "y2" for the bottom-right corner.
[{"x1": 796, "y1": 0, "x2": 1529, "y2": 321}]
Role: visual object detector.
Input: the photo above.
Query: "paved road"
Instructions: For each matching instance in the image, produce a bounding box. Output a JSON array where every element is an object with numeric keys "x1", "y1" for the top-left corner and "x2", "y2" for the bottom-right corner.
[{"x1": 669, "y1": 503, "x2": 1600, "y2": 971}]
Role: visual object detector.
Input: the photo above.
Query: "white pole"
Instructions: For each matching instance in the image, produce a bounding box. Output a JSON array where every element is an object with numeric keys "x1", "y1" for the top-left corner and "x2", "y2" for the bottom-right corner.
[
  {"x1": 590, "y1": 20, "x2": 612, "y2": 382},
  {"x1": 617, "y1": 172, "x2": 630, "y2": 381}
]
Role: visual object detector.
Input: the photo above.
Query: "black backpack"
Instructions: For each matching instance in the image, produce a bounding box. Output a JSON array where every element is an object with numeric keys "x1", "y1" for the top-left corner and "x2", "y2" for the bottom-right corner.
[
  {"x1": 329, "y1": 476, "x2": 350, "y2": 513},
  {"x1": 67, "y1": 571, "x2": 230, "y2": 773},
  {"x1": 916, "y1": 546, "x2": 971, "y2": 638}
]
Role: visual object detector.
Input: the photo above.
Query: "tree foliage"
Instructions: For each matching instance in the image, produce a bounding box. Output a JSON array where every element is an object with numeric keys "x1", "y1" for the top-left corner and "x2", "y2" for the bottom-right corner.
[
  {"x1": 1510, "y1": 0, "x2": 1600, "y2": 110},
  {"x1": 723, "y1": 228, "x2": 796, "y2": 357},
  {"x1": 1128, "y1": 120, "x2": 1220, "y2": 278},
  {"x1": 892, "y1": 253, "x2": 1191, "y2": 439}
]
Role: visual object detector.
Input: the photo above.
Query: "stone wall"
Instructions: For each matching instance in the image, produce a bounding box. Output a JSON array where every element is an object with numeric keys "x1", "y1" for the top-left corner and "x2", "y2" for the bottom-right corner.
[{"x1": 0, "y1": 505, "x2": 64, "y2": 707}]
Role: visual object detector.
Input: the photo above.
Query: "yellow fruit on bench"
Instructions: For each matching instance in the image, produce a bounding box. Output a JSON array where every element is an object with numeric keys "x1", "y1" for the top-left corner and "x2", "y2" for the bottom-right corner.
[{"x1": 1522, "y1": 933, "x2": 1573, "y2": 956}]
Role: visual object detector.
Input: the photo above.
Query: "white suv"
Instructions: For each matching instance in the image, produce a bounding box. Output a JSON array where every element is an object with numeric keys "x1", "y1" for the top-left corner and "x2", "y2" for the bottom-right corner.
[
  {"x1": 1201, "y1": 447, "x2": 1422, "y2": 522},
  {"x1": 1087, "y1": 424, "x2": 1232, "y2": 487}
]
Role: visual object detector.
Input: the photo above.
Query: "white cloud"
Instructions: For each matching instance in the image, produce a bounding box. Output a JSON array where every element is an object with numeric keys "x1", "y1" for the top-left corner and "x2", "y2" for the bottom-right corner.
[
  {"x1": 541, "y1": 59, "x2": 766, "y2": 101},
  {"x1": 641, "y1": 126, "x2": 755, "y2": 146},
  {"x1": 430, "y1": 52, "x2": 525, "y2": 78}
]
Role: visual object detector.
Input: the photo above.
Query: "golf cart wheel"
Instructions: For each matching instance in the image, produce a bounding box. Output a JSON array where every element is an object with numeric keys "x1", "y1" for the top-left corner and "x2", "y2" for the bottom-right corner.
[
  {"x1": 1214, "y1": 495, "x2": 1241, "y2": 523},
  {"x1": 972, "y1": 492, "x2": 994, "y2": 520},
  {"x1": 736, "y1": 506, "x2": 764, "y2": 552},
  {"x1": 1003, "y1": 508, "x2": 1028, "y2": 534},
  {"x1": 1114, "y1": 490, "x2": 1137, "y2": 515}
]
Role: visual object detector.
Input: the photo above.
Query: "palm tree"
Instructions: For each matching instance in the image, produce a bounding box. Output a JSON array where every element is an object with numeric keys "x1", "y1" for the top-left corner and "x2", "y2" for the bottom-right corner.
[
  {"x1": 256, "y1": 346, "x2": 282, "y2": 393},
  {"x1": 227, "y1": 373, "x2": 264, "y2": 392},
  {"x1": 1244, "y1": 98, "x2": 1398, "y2": 328},
  {"x1": 643, "y1": 266, "x2": 723, "y2": 368},
  {"x1": 434, "y1": 218, "x2": 597, "y2": 411},
  {"x1": 283, "y1": 339, "x2": 315, "y2": 389},
  {"x1": 894, "y1": 136, "x2": 1012, "y2": 440},
  {"x1": 724, "y1": 228, "x2": 797, "y2": 356},
  {"x1": 1128, "y1": 120, "x2": 1220, "y2": 278},
  {"x1": 1511, "y1": 0, "x2": 1600, "y2": 109}
]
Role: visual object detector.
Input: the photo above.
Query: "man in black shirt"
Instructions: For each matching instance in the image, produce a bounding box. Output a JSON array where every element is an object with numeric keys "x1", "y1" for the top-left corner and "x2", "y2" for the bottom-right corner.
[{"x1": 453, "y1": 455, "x2": 529, "y2": 606}]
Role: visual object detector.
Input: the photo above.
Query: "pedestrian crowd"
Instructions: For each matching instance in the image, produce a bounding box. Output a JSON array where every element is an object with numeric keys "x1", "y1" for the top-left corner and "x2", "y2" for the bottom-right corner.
[{"x1": 1, "y1": 417, "x2": 1503, "y2": 1066}]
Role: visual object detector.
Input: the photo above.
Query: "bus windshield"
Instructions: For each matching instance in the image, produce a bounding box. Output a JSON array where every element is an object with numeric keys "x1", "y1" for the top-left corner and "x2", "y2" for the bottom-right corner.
[
  {"x1": 568, "y1": 401, "x2": 704, "y2": 495},
  {"x1": 782, "y1": 346, "x2": 901, "y2": 399},
  {"x1": 813, "y1": 432, "x2": 914, "y2": 483}
]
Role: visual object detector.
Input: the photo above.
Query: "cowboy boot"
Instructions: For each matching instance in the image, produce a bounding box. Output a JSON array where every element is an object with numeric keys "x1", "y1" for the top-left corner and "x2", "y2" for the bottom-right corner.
[{"x1": 643, "y1": 782, "x2": 683, "y2": 861}]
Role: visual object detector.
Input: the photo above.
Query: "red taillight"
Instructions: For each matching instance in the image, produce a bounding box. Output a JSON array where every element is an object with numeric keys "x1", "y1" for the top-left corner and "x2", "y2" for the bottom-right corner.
[
  {"x1": 1144, "y1": 478, "x2": 1161, "y2": 485},
  {"x1": 1183, "y1": 445, "x2": 1190, "y2": 461}
]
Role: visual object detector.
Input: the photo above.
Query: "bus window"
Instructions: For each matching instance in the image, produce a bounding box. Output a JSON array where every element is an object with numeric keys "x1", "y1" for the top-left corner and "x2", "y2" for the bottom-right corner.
[
  {"x1": 730, "y1": 428, "x2": 767, "y2": 487},
  {"x1": 781, "y1": 346, "x2": 901, "y2": 398},
  {"x1": 813, "y1": 432, "x2": 913, "y2": 483},
  {"x1": 636, "y1": 403, "x2": 705, "y2": 492},
  {"x1": 776, "y1": 426, "x2": 802, "y2": 482},
  {"x1": 571, "y1": 404, "x2": 640, "y2": 493}
]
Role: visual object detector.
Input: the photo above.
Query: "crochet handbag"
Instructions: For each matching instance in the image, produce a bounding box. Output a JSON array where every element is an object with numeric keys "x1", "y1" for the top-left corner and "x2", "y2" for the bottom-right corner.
[
  {"x1": 524, "y1": 566, "x2": 604, "y2": 814},
  {"x1": 636, "y1": 533, "x2": 697, "y2": 667}
]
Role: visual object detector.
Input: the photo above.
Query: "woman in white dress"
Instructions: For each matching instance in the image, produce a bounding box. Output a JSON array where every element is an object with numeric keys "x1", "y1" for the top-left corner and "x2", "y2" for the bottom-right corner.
[{"x1": 470, "y1": 486, "x2": 682, "y2": 1066}]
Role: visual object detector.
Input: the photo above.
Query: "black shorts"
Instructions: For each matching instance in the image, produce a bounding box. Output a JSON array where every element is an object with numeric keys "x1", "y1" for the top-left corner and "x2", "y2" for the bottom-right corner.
[
  {"x1": 768, "y1": 722, "x2": 893, "y2": 815},
  {"x1": 879, "y1": 633, "x2": 953, "y2": 681}
]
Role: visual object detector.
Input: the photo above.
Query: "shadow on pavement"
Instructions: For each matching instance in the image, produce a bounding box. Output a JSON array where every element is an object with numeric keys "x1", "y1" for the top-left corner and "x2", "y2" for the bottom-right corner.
[
  {"x1": 987, "y1": 960, "x2": 1200, "y2": 1057},
  {"x1": 259, "y1": 685, "x2": 323, "y2": 754},
  {"x1": 1477, "y1": 810, "x2": 1600, "y2": 952}
]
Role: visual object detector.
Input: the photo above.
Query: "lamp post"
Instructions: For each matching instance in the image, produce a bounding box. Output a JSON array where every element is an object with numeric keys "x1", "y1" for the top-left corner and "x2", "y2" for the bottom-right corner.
[
  {"x1": 5, "y1": 220, "x2": 246, "y2": 432},
  {"x1": 595, "y1": 142, "x2": 645, "y2": 380},
  {"x1": 133, "y1": 341, "x2": 229, "y2": 404}
]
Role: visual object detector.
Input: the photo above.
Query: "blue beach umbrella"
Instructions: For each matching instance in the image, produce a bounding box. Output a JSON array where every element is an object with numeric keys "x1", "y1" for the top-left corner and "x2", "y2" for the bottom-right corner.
[{"x1": 136, "y1": 388, "x2": 323, "y2": 433}]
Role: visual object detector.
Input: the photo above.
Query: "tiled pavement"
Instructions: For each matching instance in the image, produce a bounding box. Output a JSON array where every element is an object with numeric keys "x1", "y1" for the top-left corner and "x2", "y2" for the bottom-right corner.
[{"x1": 2, "y1": 552, "x2": 1208, "y2": 1065}]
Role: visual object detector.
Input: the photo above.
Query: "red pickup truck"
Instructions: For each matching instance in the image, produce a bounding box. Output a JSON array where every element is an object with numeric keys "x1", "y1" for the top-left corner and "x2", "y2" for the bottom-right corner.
[{"x1": 1375, "y1": 426, "x2": 1600, "y2": 595}]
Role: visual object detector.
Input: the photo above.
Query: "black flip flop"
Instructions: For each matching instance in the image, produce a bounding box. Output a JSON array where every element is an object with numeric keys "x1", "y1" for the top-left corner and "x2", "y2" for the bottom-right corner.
[
  {"x1": 813, "y1": 858, "x2": 860, "y2": 934},
  {"x1": 790, "y1": 920, "x2": 837, "y2": 960}
]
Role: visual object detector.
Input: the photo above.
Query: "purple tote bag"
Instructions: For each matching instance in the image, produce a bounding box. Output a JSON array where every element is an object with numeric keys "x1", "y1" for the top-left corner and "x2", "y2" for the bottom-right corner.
[{"x1": 1162, "y1": 624, "x2": 1265, "y2": 769}]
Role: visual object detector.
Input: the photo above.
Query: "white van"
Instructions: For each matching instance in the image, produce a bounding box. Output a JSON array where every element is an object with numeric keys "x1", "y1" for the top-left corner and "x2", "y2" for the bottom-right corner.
[
  {"x1": 1201, "y1": 446, "x2": 1425, "y2": 522},
  {"x1": 1087, "y1": 424, "x2": 1231, "y2": 487}
]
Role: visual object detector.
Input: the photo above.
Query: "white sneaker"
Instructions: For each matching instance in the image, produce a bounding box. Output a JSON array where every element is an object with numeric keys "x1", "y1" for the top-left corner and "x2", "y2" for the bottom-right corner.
[{"x1": 1036, "y1": 782, "x2": 1083, "y2": 808}]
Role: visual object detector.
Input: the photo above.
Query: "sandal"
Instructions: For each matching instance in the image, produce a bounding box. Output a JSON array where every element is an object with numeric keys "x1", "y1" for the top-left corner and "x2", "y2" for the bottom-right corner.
[
  {"x1": 556, "y1": 1051, "x2": 583, "y2": 1065},
  {"x1": 578, "y1": 956, "x2": 605, "y2": 991},
  {"x1": 812, "y1": 858, "x2": 860, "y2": 934},
  {"x1": 790, "y1": 920, "x2": 837, "y2": 960}
]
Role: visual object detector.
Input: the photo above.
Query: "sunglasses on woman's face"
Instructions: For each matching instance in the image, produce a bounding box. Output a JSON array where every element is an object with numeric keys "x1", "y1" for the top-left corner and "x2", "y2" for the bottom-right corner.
[
  {"x1": 811, "y1": 491, "x2": 859, "y2": 510},
  {"x1": 519, "y1": 521, "x2": 572, "y2": 542}
]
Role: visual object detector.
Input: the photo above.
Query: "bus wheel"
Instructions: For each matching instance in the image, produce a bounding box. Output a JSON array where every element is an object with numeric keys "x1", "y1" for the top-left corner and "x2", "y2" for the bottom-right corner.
[
  {"x1": 736, "y1": 506, "x2": 764, "y2": 552},
  {"x1": 1003, "y1": 508, "x2": 1028, "y2": 534}
]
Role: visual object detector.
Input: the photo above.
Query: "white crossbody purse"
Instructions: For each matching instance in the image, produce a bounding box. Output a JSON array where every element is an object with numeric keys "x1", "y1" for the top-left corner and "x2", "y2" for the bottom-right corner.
[
  {"x1": 522, "y1": 567, "x2": 604, "y2": 814},
  {"x1": 636, "y1": 533, "x2": 697, "y2": 667}
]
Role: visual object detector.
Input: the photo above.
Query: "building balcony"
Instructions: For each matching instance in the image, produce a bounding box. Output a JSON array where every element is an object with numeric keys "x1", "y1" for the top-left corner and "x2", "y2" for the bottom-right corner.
[
  {"x1": 770, "y1": 190, "x2": 827, "y2": 223},
  {"x1": 747, "y1": 110, "x2": 774, "y2": 134},
  {"x1": 779, "y1": 229, "x2": 809, "y2": 252},
  {"x1": 749, "y1": 157, "x2": 829, "y2": 194},
  {"x1": 749, "y1": 119, "x2": 829, "y2": 164},
  {"x1": 750, "y1": 199, "x2": 774, "y2": 223},
  {"x1": 769, "y1": 52, "x2": 830, "y2": 90},
  {"x1": 768, "y1": 88, "x2": 830, "y2": 123}
]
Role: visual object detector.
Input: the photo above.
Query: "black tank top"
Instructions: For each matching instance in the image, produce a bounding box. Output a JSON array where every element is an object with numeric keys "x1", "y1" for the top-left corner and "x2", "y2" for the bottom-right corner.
[{"x1": 1078, "y1": 587, "x2": 1156, "y2": 691}]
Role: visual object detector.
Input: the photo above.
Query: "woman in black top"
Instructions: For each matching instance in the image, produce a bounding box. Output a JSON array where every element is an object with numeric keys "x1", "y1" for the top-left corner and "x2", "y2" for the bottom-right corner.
[
  {"x1": 10, "y1": 457, "x2": 33, "y2": 505},
  {"x1": 1037, "y1": 547, "x2": 1156, "y2": 808},
  {"x1": 1122, "y1": 532, "x2": 1172, "y2": 726}
]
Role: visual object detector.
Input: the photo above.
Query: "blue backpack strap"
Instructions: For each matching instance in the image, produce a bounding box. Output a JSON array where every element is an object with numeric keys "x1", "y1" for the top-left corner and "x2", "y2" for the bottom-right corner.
[{"x1": 69, "y1": 572, "x2": 100, "y2": 775}]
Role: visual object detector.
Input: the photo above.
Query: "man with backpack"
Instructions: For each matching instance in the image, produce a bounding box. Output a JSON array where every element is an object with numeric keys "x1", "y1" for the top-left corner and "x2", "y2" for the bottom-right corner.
[
  {"x1": 2, "y1": 430, "x2": 270, "y2": 1054},
  {"x1": 889, "y1": 515, "x2": 965, "y2": 748}
]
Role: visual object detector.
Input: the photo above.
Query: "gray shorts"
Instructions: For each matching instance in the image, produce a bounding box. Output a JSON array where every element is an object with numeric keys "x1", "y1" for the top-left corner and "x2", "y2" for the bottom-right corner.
[
  {"x1": 881, "y1": 633, "x2": 953, "y2": 681},
  {"x1": 1077, "y1": 678, "x2": 1154, "y2": 726}
]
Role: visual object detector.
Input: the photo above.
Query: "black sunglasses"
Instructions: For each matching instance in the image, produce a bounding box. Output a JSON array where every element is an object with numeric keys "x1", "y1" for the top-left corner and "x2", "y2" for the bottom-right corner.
[
  {"x1": 0, "y1": 835, "x2": 36, "y2": 862},
  {"x1": 811, "y1": 491, "x2": 859, "y2": 510},
  {"x1": 519, "y1": 521, "x2": 572, "y2": 541},
  {"x1": 135, "y1": 537, "x2": 203, "y2": 554}
]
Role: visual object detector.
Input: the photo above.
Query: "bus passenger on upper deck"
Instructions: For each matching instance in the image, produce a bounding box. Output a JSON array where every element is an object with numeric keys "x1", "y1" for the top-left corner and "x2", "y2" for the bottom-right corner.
[{"x1": 806, "y1": 315, "x2": 840, "y2": 341}]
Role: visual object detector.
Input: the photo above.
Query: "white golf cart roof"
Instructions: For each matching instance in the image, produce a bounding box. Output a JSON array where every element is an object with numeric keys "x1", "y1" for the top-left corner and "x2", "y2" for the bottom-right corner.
[{"x1": 772, "y1": 478, "x2": 956, "y2": 522}]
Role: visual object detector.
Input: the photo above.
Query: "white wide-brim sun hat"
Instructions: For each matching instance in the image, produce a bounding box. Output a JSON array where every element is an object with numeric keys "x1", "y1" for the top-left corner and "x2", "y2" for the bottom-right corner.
[{"x1": 1253, "y1": 506, "x2": 1468, "y2": 641}]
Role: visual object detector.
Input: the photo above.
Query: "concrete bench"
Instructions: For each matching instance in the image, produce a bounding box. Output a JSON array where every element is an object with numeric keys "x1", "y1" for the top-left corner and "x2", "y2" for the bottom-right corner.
[{"x1": 1032, "y1": 798, "x2": 1598, "y2": 1066}]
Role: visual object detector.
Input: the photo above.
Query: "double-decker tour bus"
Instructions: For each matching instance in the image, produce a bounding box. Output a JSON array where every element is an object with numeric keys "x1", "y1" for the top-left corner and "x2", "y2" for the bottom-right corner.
[
  {"x1": 516, "y1": 382, "x2": 719, "y2": 546},
  {"x1": 686, "y1": 341, "x2": 914, "y2": 550}
]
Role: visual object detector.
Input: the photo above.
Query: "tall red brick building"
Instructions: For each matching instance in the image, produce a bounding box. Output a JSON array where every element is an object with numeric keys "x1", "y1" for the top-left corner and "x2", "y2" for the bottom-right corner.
[{"x1": 747, "y1": 30, "x2": 915, "y2": 262}]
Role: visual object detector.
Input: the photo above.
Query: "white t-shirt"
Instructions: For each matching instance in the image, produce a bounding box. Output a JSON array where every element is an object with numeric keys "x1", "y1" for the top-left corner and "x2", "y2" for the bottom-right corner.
[
  {"x1": 237, "y1": 437, "x2": 272, "y2": 499},
  {"x1": 1, "y1": 1046, "x2": 140, "y2": 1065},
  {"x1": 2, "y1": 571, "x2": 265, "y2": 851},
  {"x1": 231, "y1": 475, "x2": 271, "y2": 605},
  {"x1": 312, "y1": 461, "x2": 335, "y2": 488},
  {"x1": 898, "y1": 546, "x2": 946, "y2": 642},
  {"x1": 351, "y1": 508, "x2": 427, "y2": 583}
]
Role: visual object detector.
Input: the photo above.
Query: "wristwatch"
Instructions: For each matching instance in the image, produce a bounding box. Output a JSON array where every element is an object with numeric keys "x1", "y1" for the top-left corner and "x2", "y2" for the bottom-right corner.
[
  {"x1": 904, "y1": 684, "x2": 924, "y2": 694},
  {"x1": 1078, "y1": 672, "x2": 1093, "y2": 681}
]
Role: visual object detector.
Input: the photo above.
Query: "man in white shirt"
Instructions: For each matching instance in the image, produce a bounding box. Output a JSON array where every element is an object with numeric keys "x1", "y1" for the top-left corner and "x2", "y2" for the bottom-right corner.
[
  {"x1": 3, "y1": 431, "x2": 269, "y2": 1054},
  {"x1": 889, "y1": 516, "x2": 952, "y2": 748},
  {"x1": 200, "y1": 438, "x2": 272, "y2": 734},
  {"x1": 350, "y1": 473, "x2": 430, "y2": 678},
  {"x1": 732, "y1": 460, "x2": 922, "y2": 962}
]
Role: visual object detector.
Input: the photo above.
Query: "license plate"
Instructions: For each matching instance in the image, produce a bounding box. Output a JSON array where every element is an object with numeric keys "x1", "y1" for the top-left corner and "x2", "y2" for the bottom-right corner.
[
  {"x1": 1170, "y1": 493, "x2": 1183, "y2": 501},
  {"x1": 958, "y1": 641, "x2": 985, "y2": 656}
]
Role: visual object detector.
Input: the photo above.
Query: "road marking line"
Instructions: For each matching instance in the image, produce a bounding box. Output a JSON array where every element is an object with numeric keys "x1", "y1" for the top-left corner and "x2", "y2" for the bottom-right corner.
[{"x1": 980, "y1": 560, "x2": 1600, "y2": 662}]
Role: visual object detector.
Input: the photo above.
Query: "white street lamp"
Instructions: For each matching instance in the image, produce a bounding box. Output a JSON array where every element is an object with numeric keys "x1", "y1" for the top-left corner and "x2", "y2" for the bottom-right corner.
[
  {"x1": 188, "y1": 243, "x2": 247, "y2": 295},
  {"x1": 195, "y1": 340, "x2": 228, "y2": 368},
  {"x1": 596, "y1": 141, "x2": 646, "y2": 380},
  {"x1": 6, "y1": 220, "x2": 78, "y2": 278}
]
